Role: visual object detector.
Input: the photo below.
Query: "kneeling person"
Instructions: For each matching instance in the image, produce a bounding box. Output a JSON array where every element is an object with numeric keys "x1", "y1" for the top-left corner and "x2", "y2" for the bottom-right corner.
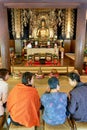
[
  {"x1": 67, "y1": 72, "x2": 87, "y2": 122},
  {"x1": 7, "y1": 72, "x2": 40, "y2": 127}
]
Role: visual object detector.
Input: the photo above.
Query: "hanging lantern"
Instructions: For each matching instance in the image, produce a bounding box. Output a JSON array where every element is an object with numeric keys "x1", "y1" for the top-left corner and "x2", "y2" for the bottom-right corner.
[{"x1": 11, "y1": 9, "x2": 30, "y2": 39}]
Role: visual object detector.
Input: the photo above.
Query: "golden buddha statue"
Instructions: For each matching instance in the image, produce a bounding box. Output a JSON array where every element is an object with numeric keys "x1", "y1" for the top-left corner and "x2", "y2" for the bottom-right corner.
[{"x1": 37, "y1": 19, "x2": 49, "y2": 41}]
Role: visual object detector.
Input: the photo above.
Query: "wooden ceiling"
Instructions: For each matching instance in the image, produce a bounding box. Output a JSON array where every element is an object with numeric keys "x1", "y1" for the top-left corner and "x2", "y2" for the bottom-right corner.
[{"x1": 0, "y1": 0, "x2": 87, "y2": 8}]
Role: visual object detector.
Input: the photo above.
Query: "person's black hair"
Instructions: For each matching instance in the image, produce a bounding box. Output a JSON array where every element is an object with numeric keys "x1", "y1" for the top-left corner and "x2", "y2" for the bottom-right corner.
[
  {"x1": 0, "y1": 68, "x2": 9, "y2": 80},
  {"x1": 48, "y1": 77, "x2": 59, "y2": 89},
  {"x1": 68, "y1": 72, "x2": 80, "y2": 82},
  {"x1": 22, "y1": 72, "x2": 34, "y2": 85}
]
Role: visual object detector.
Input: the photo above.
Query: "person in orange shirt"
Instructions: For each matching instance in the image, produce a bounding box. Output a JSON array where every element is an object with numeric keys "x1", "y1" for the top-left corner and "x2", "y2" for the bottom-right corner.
[{"x1": 7, "y1": 72, "x2": 41, "y2": 128}]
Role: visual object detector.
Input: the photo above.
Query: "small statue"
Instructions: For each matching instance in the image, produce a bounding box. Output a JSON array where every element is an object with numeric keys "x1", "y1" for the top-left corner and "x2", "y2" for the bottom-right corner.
[
  {"x1": 35, "y1": 67, "x2": 44, "y2": 79},
  {"x1": 49, "y1": 69, "x2": 59, "y2": 78}
]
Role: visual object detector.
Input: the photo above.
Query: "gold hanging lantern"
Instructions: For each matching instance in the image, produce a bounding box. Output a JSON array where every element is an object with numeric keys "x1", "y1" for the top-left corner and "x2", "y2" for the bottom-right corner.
[
  {"x1": 11, "y1": 9, "x2": 30, "y2": 39},
  {"x1": 65, "y1": 9, "x2": 75, "y2": 39}
]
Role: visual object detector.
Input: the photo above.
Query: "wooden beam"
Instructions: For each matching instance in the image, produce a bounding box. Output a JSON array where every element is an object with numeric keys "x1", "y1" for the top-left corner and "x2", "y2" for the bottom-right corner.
[
  {"x1": 4, "y1": 2, "x2": 80, "y2": 8},
  {"x1": 0, "y1": 0, "x2": 87, "y2": 3}
]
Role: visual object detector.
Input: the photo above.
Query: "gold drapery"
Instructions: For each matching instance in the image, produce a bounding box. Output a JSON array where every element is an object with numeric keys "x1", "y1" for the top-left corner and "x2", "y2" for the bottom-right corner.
[{"x1": 11, "y1": 8, "x2": 75, "y2": 40}]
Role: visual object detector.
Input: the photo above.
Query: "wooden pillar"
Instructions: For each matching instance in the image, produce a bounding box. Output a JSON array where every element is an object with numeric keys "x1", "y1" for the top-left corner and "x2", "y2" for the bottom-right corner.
[
  {"x1": 75, "y1": 4, "x2": 86, "y2": 74},
  {"x1": 0, "y1": 4, "x2": 11, "y2": 72}
]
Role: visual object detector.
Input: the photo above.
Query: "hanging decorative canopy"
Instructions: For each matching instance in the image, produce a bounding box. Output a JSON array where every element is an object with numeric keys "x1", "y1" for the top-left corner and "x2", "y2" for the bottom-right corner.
[{"x1": 9, "y1": 8, "x2": 76, "y2": 40}]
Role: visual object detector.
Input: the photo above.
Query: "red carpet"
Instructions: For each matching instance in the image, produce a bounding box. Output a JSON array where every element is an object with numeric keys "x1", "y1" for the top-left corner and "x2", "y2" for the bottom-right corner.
[{"x1": 25, "y1": 61, "x2": 61, "y2": 66}]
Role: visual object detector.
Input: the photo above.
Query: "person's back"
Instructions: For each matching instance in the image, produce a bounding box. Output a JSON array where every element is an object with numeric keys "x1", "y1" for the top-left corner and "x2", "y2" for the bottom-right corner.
[
  {"x1": 7, "y1": 72, "x2": 40, "y2": 127},
  {"x1": 68, "y1": 72, "x2": 87, "y2": 122},
  {"x1": 41, "y1": 77, "x2": 67, "y2": 125},
  {"x1": 0, "y1": 68, "x2": 9, "y2": 128},
  {"x1": 68, "y1": 82, "x2": 87, "y2": 121}
]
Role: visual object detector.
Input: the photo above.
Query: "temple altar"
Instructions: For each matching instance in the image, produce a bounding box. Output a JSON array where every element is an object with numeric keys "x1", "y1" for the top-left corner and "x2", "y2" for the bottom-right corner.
[
  {"x1": 26, "y1": 9, "x2": 58, "y2": 60},
  {"x1": 26, "y1": 48, "x2": 59, "y2": 59}
]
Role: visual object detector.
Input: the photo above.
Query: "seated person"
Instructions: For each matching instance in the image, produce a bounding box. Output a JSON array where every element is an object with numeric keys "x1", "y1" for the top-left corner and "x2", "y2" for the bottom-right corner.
[
  {"x1": 0, "y1": 69, "x2": 9, "y2": 128},
  {"x1": 41, "y1": 77, "x2": 67, "y2": 125},
  {"x1": 67, "y1": 72, "x2": 87, "y2": 122},
  {"x1": 7, "y1": 72, "x2": 41, "y2": 127}
]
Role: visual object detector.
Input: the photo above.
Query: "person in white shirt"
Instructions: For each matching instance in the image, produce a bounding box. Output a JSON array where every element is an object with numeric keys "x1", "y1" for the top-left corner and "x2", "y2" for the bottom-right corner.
[{"x1": 0, "y1": 68, "x2": 9, "y2": 128}]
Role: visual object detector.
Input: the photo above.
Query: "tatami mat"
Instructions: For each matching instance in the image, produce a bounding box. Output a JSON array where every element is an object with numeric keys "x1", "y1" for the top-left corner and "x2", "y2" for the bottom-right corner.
[{"x1": 2, "y1": 74, "x2": 87, "y2": 130}]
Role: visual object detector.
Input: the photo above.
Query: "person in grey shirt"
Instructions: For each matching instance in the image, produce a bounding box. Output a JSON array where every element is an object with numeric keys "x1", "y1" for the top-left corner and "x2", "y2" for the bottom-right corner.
[{"x1": 67, "y1": 72, "x2": 87, "y2": 122}]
